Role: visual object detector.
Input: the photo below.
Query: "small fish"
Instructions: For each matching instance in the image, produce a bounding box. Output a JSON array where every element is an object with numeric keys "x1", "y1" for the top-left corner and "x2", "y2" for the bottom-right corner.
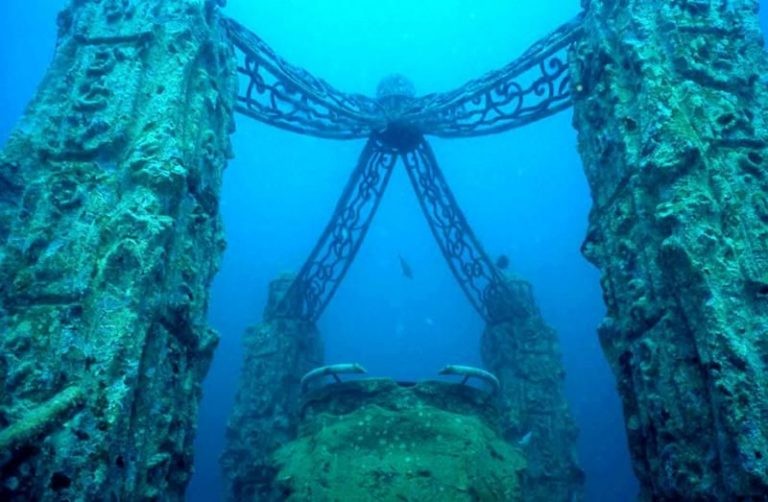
[
  {"x1": 495, "y1": 254, "x2": 510, "y2": 270},
  {"x1": 517, "y1": 431, "x2": 533, "y2": 447},
  {"x1": 399, "y1": 255, "x2": 413, "y2": 279},
  {"x1": 424, "y1": 317, "x2": 434, "y2": 327}
]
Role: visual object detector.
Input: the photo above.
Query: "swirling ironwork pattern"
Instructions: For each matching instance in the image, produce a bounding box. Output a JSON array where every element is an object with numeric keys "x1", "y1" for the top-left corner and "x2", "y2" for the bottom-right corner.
[
  {"x1": 223, "y1": 14, "x2": 583, "y2": 139},
  {"x1": 276, "y1": 132, "x2": 542, "y2": 322},
  {"x1": 224, "y1": 17, "x2": 384, "y2": 139},
  {"x1": 277, "y1": 137, "x2": 398, "y2": 321},
  {"x1": 223, "y1": 13, "x2": 586, "y2": 322},
  {"x1": 402, "y1": 139, "x2": 527, "y2": 323},
  {"x1": 399, "y1": 14, "x2": 583, "y2": 137}
]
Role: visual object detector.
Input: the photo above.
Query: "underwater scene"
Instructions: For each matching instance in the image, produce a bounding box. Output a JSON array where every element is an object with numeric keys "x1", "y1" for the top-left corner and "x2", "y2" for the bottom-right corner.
[{"x1": 3, "y1": 0, "x2": 768, "y2": 500}]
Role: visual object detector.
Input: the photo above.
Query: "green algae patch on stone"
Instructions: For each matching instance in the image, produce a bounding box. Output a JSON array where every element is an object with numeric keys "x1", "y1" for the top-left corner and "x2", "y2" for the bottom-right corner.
[
  {"x1": 272, "y1": 379, "x2": 524, "y2": 501},
  {"x1": 570, "y1": 0, "x2": 768, "y2": 497},
  {"x1": 482, "y1": 273, "x2": 584, "y2": 500},
  {"x1": 0, "y1": 0, "x2": 236, "y2": 498},
  {"x1": 221, "y1": 274, "x2": 325, "y2": 501},
  {"x1": 0, "y1": 386, "x2": 84, "y2": 453}
]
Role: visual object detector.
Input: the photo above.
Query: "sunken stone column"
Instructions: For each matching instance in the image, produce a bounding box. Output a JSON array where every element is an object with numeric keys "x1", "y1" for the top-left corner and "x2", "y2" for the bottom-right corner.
[
  {"x1": 221, "y1": 275, "x2": 324, "y2": 501},
  {"x1": 481, "y1": 275, "x2": 584, "y2": 501},
  {"x1": 0, "y1": 0, "x2": 235, "y2": 499},
  {"x1": 571, "y1": 0, "x2": 768, "y2": 498}
]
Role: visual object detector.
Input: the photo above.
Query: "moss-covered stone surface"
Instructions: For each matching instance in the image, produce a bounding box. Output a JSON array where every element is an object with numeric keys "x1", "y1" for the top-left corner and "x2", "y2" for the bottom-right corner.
[
  {"x1": 482, "y1": 275, "x2": 584, "y2": 501},
  {"x1": 0, "y1": 0, "x2": 235, "y2": 499},
  {"x1": 221, "y1": 275, "x2": 324, "y2": 501},
  {"x1": 273, "y1": 379, "x2": 525, "y2": 501},
  {"x1": 571, "y1": 0, "x2": 768, "y2": 498}
]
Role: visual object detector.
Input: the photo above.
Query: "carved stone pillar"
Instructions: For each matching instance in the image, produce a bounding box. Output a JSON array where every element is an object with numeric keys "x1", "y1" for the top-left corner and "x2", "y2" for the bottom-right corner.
[
  {"x1": 481, "y1": 275, "x2": 584, "y2": 501},
  {"x1": 0, "y1": 0, "x2": 235, "y2": 499},
  {"x1": 571, "y1": 0, "x2": 768, "y2": 497},
  {"x1": 221, "y1": 275, "x2": 324, "y2": 501}
]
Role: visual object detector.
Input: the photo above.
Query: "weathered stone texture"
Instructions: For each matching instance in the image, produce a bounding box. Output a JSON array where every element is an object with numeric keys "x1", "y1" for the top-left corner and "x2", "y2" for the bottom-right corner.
[
  {"x1": 0, "y1": 0, "x2": 235, "y2": 499},
  {"x1": 274, "y1": 379, "x2": 526, "y2": 501},
  {"x1": 571, "y1": 0, "x2": 768, "y2": 498},
  {"x1": 482, "y1": 275, "x2": 584, "y2": 501},
  {"x1": 221, "y1": 275, "x2": 324, "y2": 501}
]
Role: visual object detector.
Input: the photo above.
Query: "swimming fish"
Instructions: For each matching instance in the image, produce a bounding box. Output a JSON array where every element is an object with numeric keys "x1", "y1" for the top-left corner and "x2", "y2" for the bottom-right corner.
[
  {"x1": 496, "y1": 254, "x2": 510, "y2": 270},
  {"x1": 399, "y1": 255, "x2": 413, "y2": 279}
]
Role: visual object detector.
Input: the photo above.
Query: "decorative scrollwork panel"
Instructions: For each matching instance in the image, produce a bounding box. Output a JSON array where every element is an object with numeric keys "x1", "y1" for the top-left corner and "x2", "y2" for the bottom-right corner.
[
  {"x1": 277, "y1": 137, "x2": 398, "y2": 321},
  {"x1": 402, "y1": 139, "x2": 523, "y2": 323},
  {"x1": 399, "y1": 14, "x2": 583, "y2": 137},
  {"x1": 222, "y1": 12, "x2": 586, "y2": 322},
  {"x1": 224, "y1": 17, "x2": 384, "y2": 139}
]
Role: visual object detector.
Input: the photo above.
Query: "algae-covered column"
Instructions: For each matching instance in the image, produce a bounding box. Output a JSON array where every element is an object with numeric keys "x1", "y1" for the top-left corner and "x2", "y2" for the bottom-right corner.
[
  {"x1": 0, "y1": 0, "x2": 235, "y2": 499},
  {"x1": 221, "y1": 275, "x2": 324, "y2": 501},
  {"x1": 481, "y1": 275, "x2": 583, "y2": 501},
  {"x1": 570, "y1": 0, "x2": 768, "y2": 498}
]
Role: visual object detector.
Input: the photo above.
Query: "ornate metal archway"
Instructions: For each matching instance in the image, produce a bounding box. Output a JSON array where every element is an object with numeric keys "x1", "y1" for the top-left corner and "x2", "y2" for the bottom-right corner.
[{"x1": 222, "y1": 15, "x2": 583, "y2": 323}]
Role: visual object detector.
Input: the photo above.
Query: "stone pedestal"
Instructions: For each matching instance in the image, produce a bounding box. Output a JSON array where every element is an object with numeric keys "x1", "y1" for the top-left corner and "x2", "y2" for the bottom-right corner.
[
  {"x1": 221, "y1": 275, "x2": 324, "y2": 501},
  {"x1": 0, "y1": 0, "x2": 235, "y2": 499},
  {"x1": 274, "y1": 379, "x2": 525, "y2": 501},
  {"x1": 571, "y1": 0, "x2": 768, "y2": 497},
  {"x1": 482, "y1": 275, "x2": 584, "y2": 501}
]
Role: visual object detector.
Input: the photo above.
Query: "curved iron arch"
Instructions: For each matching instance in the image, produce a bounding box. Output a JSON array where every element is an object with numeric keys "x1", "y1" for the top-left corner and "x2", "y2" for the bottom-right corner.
[{"x1": 222, "y1": 13, "x2": 583, "y2": 322}]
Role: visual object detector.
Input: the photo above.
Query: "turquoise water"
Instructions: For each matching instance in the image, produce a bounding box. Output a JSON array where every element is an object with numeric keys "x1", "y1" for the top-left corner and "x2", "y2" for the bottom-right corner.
[{"x1": 4, "y1": 1, "x2": 766, "y2": 500}]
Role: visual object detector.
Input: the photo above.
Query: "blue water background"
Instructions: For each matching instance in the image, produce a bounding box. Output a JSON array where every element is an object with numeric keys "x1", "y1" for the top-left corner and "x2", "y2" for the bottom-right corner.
[{"x1": 3, "y1": 2, "x2": 767, "y2": 500}]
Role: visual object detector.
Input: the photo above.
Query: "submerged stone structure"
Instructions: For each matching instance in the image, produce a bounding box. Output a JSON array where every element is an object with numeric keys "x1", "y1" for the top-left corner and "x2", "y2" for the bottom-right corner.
[
  {"x1": 571, "y1": 0, "x2": 768, "y2": 498},
  {"x1": 221, "y1": 275, "x2": 324, "y2": 501},
  {"x1": 274, "y1": 379, "x2": 526, "y2": 501},
  {"x1": 0, "y1": 0, "x2": 234, "y2": 499},
  {"x1": 482, "y1": 275, "x2": 584, "y2": 501},
  {"x1": 19, "y1": 0, "x2": 763, "y2": 497}
]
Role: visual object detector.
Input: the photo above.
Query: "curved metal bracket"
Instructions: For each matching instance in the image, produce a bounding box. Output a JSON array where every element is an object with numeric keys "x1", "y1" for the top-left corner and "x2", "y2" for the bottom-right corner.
[
  {"x1": 300, "y1": 363, "x2": 367, "y2": 392},
  {"x1": 438, "y1": 364, "x2": 501, "y2": 393},
  {"x1": 223, "y1": 17, "x2": 384, "y2": 139},
  {"x1": 397, "y1": 14, "x2": 583, "y2": 137},
  {"x1": 224, "y1": 14, "x2": 583, "y2": 139}
]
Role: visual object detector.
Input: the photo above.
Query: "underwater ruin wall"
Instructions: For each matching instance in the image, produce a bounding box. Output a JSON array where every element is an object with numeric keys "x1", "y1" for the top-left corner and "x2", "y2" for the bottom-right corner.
[
  {"x1": 482, "y1": 275, "x2": 584, "y2": 501},
  {"x1": 221, "y1": 275, "x2": 324, "y2": 501},
  {"x1": 0, "y1": 0, "x2": 235, "y2": 499},
  {"x1": 571, "y1": 0, "x2": 768, "y2": 498}
]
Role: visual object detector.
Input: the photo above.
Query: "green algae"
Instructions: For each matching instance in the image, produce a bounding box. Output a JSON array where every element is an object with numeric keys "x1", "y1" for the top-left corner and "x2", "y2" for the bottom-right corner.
[
  {"x1": 0, "y1": 386, "x2": 84, "y2": 453},
  {"x1": 482, "y1": 274, "x2": 584, "y2": 501},
  {"x1": 273, "y1": 379, "x2": 524, "y2": 501},
  {"x1": 221, "y1": 275, "x2": 325, "y2": 501},
  {"x1": 571, "y1": 0, "x2": 768, "y2": 498},
  {"x1": 0, "y1": 0, "x2": 235, "y2": 499}
]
